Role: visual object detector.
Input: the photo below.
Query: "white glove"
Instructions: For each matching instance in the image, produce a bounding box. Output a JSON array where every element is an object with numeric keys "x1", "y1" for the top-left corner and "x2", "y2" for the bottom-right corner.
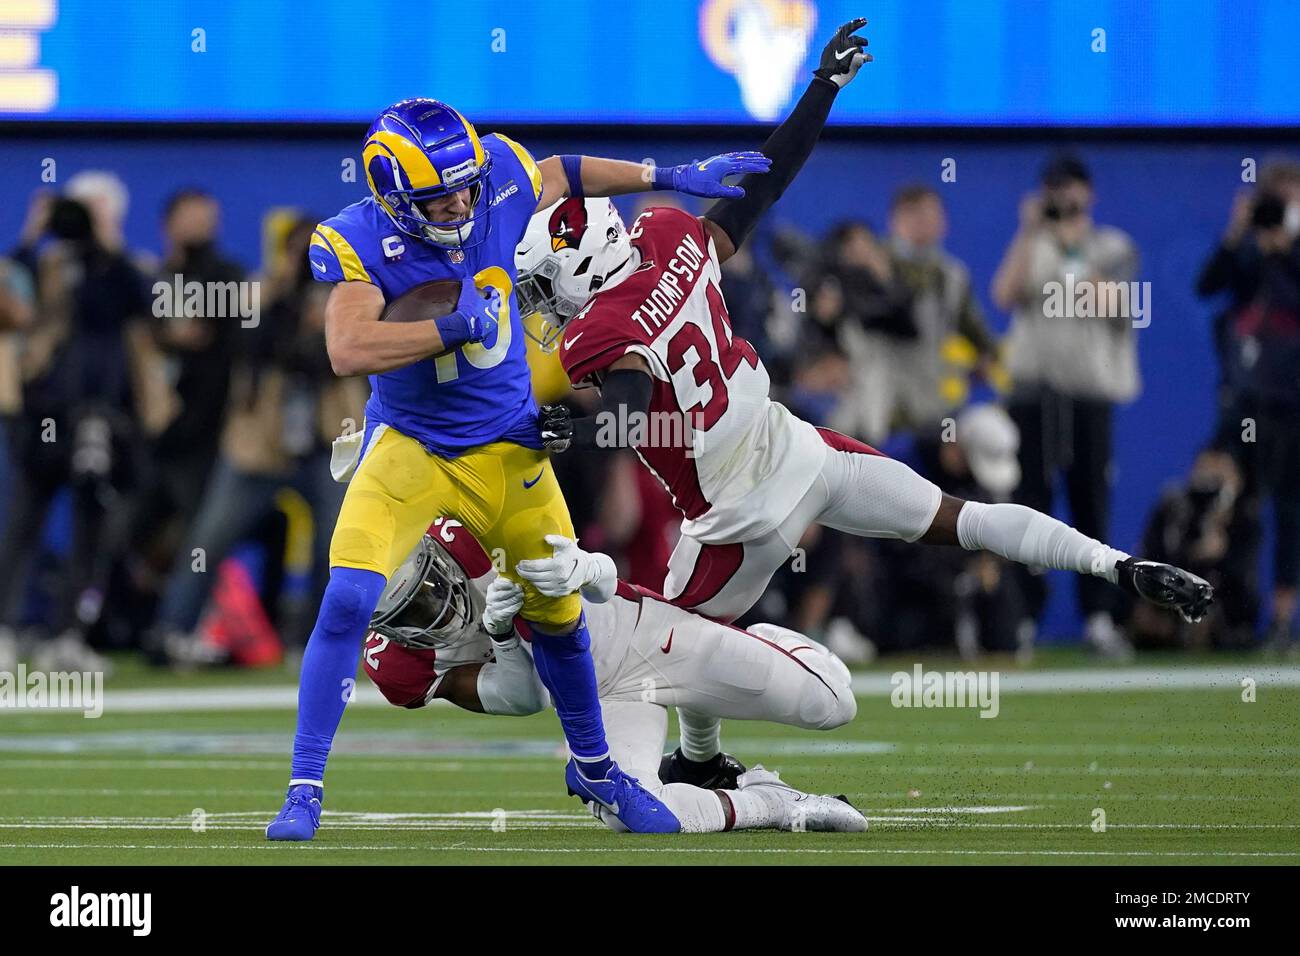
[
  {"x1": 482, "y1": 576, "x2": 525, "y2": 638},
  {"x1": 515, "y1": 534, "x2": 618, "y2": 604}
]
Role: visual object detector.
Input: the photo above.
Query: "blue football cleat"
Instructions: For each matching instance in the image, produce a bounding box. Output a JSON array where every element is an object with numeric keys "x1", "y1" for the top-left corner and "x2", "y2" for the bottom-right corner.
[
  {"x1": 565, "y1": 758, "x2": 681, "y2": 833},
  {"x1": 265, "y1": 784, "x2": 323, "y2": 841}
]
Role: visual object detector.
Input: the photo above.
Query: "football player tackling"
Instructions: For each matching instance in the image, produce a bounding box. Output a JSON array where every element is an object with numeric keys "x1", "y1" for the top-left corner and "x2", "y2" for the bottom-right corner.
[
  {"x1": 362, "y1": 519, "x2": 866, "y2": 834},
  {"x1": 267, "y1": 98, "x2": 771, "y2": 838},
  {"x1": 518, "y1": 18, "x2": 1214, "y2": 763}
]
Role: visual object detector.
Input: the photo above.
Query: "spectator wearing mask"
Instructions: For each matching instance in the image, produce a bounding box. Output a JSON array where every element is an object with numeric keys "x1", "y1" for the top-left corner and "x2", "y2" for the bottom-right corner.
[
  {"x1": 805, "y1": 219, "x2": 916, "y2": 442},
  {"x1": 1196, "y1": 159, "x2": 1300, "y2": 652},
  {"x1": 98, "y1": 190, "x2": 246, "y2": 640},
  {"x1": 0, "y1": 174, "x2": 157, "y2": 671},
  {"x1": 0, "y1": 256, "x2": 34, "y2": 672},
  {"x1": 991, "y1": 154, "x2": 1140, "y2": 658},
  {"x1": 887, "y1": 185, "x2": 999, "y2": 431},
  {"x1": 149, "y1": 217, "x2": 366, "y2": 664},
  {"x1": 150, "y1": 189, "x2": 244, "y2": 502},
  {"x1": 1128, "y1": 449, "x2": 1255, "y2": 650},
  {"x1": 0, "y1": 256, "x2": 35, "y2": 492}
]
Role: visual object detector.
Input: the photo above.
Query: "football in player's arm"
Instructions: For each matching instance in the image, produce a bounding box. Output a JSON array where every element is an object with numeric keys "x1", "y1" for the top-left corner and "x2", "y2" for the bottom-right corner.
[
  {"x1": 270, "y1": 97, "x2": 776, "y2": 841},
  {"x1": 322, "y1": 150, "x2": 772, "y2": 378}
]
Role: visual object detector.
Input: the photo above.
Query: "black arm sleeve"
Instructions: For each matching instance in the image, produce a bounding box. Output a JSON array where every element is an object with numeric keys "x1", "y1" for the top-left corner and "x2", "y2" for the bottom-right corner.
[
  {"x1": 571, "y1": 367, "x2": 654, "y2": 449},
  {"x1": 705, "y1": 77, "x2": 839, "y2": 251}
]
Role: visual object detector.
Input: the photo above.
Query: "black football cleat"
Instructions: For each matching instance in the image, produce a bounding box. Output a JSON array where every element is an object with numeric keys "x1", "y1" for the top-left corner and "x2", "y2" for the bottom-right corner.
[
  {"x1": 1117, "y1": 558, "x2": 1214, "y2": 624},
  {"x1": 658, "y1": 748, "x2": 747, "y2": 790}
]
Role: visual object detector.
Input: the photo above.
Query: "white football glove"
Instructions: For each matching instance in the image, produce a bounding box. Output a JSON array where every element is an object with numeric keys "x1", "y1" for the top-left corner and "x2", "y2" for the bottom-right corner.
[
  {"x1": 482, "y1": 576, "x2": 525, "y2": 638},
  {"x1": 515, "y1": 534, "x2": 618, "y2": 604}
]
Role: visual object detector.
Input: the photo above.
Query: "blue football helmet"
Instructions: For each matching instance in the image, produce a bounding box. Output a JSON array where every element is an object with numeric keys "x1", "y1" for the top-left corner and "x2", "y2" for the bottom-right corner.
[{"x1": 363, "y1": 98, "x2": 494, "y2": 250}]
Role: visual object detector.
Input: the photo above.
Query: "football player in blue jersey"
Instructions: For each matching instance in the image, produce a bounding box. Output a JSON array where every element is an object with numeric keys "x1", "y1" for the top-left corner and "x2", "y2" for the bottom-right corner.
[{"x1": 265, "y1": 98, "x2": 771, "y2": 839}]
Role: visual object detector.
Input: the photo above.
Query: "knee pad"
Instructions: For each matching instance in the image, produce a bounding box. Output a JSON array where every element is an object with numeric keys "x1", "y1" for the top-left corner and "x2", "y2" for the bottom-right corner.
[
  {"x1": 318, "y1": 568, "x2": 385, "y2": 639},
  {"x1": 797, "y1": 679, "x2": 856, "y2": 730},
  {"x1": 749, "y1": 624, "x2": 857, "y2": 729},
  {"x1": 806, "y1": 645, "x2": 857, "y2": 728},
  {"x1": 822, "y1": 685, "x2": 858, "y2": 728}
]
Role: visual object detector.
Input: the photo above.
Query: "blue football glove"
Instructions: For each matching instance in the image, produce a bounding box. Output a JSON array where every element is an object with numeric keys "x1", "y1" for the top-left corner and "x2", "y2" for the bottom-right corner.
[
  {"x1": 652, "y1": 151, "x2": 773, "y2": 199},
  {"x1": 437, "y1": 283, "x2": 501, "y2": 350}
]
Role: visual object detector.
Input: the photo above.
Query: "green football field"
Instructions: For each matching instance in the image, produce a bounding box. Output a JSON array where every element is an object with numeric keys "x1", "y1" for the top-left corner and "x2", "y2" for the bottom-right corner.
[{"x1": 2, "y1": 654, "x2": 1298, "y2": 865}]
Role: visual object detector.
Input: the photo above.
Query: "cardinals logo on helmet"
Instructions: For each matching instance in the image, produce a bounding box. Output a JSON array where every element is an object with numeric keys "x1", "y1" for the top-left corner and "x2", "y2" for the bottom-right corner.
[{"x1": 548, "y1": 198, "x2": 589, "y2": 252}]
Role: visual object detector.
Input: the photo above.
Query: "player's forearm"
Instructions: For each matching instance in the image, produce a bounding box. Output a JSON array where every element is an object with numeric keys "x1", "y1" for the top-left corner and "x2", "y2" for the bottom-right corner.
[
  {"x1": 569, "y1": 368, "x2": 654, "y2": 449},
  {"x1": 475, "y1": 636, "x2": 548, "y2": 716},
  {"x1": 327, "y1": 319, "x2": 447, "y2": 376},
  {"x1": 704, "y1": 78, "x2": 838, "y2": 252},
  {"x1": 573, "y1": 157, "x2": 658, "y2": 197}
]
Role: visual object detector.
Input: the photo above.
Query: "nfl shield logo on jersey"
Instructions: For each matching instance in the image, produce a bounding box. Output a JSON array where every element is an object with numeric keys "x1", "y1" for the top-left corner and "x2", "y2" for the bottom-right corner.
[{"x1": 449, "y1": 249, "x2": 465, "y2": 264}]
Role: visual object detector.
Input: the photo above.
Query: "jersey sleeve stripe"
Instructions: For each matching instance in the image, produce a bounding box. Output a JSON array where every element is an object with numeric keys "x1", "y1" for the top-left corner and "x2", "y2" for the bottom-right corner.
[
  {"x1": 495, "y1": 133, "x2": 543, "y2": 200},
  {"x1": 313, "y1": 225, "x2": 373, "y2": 283},
  {"x1": 563, "y1": 341, "x2": 634, "y2": 386}
]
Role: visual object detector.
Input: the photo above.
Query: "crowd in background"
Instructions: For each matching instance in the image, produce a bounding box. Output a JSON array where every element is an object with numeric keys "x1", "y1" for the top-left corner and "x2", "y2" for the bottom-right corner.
[{"x1": 1, "y1": 151, "x2": 1297, "y2": 673}]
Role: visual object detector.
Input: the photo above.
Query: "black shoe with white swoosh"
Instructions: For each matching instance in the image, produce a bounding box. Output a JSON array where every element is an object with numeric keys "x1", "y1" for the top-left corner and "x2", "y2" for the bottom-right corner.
[{"x1": 1116, "y1": 558, "x2": 1215, "y2": 624}]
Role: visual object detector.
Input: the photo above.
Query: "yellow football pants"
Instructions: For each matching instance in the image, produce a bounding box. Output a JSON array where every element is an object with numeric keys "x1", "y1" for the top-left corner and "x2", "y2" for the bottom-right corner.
[{"x1": 328, "y1": 426, "x2": 581, "y2": 630}]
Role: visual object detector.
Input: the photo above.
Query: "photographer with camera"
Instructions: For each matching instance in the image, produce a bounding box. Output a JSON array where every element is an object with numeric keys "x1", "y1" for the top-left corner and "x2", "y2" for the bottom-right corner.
[
  {"x1": 1196, "y1": 159, "x2": 1300, "y2": 653},
  {"x1": 0, "y1": 175, "x2": 156, "y2": 671},
  {"x1": 991, "y1": 154, "x2": 1141, "y2": 658}
]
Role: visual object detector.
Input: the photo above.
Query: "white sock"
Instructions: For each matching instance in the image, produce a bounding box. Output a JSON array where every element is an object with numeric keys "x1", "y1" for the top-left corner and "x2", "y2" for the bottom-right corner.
[
  {"x1": 656, "y1": 783, "x2": 728, "y2": 833},
  {"x1": 956, "y1": 501, "x2": 1128, "y2": 584},
  {"x1": 676, "y1": 708, "x2": 722, "y2": 763},
  {"x1": 721, "y1": 787, "x2": 785, "y2": 830}
]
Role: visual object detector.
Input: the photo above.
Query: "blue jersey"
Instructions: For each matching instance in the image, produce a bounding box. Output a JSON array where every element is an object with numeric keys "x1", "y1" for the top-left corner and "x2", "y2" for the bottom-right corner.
[{"x1": 308, "y1": 133, "x2": 545, "y2": 457}]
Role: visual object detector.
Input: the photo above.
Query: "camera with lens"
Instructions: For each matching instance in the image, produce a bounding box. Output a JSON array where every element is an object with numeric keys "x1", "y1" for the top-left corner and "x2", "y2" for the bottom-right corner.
[
  {"x1": 1250, "y1": 191, "x2": 1287, "y2": 230},
  {"x1": 47, "y1": 195, "x2": 95, "y2": 242},
  {"x1": 1043, "y1": 199, "x2": 1083, "y2": 222}
]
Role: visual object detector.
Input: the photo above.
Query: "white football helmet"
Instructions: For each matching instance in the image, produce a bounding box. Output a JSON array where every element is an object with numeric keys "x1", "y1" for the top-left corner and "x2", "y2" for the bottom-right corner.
[
  {"x1": 369, "y1": 535, "x2": 474, "y2": 650},
  {"x1": 515, "y1": 197, "x2": 634, "y2": 351}
]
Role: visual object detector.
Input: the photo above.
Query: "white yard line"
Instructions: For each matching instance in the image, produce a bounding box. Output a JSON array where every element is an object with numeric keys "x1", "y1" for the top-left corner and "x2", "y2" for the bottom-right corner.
[
  {"x1": 2, "y1": 756, "x2": 1296, "y2": 776},
  {"x1": 0, "y1": 806, "x2": 1294, "y2": 832},
  {"x1": 1, "y1": 842, "x2": 1296, "y2": 859},
  {"x1": 4, "y1": 665, "x2": 1299, "y2": 715}
]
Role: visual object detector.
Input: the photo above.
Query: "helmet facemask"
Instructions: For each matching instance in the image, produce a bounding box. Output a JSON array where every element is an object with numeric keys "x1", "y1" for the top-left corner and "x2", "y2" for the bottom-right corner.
[
  {"x1": 386, "y1": 171, "x2": 492, "y2": 251},
  {"x1": 370, "y1": 536, "x2": 474, "y2": 650},
  {"x1": 516, "y1": 258, "x2": 590, "y2": 352},
  {"x1": 517, "y1": 199, "x2": 635, "y2": 353}
]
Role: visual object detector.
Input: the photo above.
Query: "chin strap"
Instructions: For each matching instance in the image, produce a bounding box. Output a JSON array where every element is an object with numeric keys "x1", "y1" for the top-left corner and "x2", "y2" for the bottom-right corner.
[{"x1": 592, "y1": 254, "x2": 635, "y2": 294}]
